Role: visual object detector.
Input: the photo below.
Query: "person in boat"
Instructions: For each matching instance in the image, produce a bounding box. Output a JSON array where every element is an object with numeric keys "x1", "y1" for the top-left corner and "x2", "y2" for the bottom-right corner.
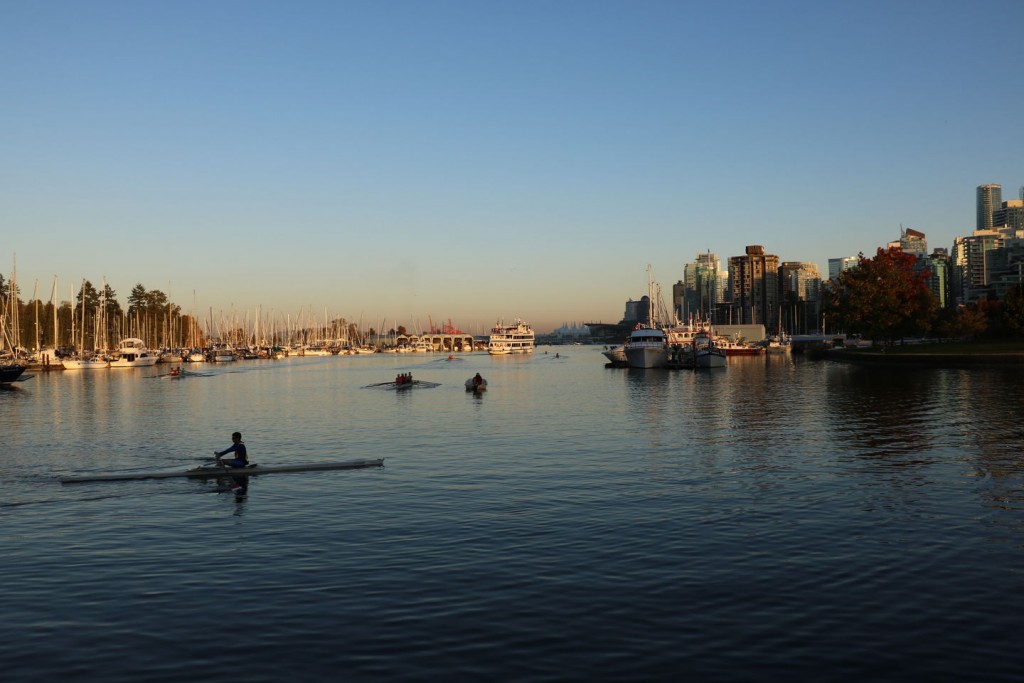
[
  {"x1": 214, "y1": 431, "x2": 248, "y2": 468},
  {"x1": 473, "y1": 373, "x2": 484, "y2": 387}
]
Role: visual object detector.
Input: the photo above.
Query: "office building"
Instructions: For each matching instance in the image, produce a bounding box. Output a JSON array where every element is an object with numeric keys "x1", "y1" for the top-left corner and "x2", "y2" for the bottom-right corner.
[
  {"x1": 977, "y1": 184, "x2": 1002, "y2": 230},
  {"x1": 727, "y1": 245, "x2": 779, "y2": 326}
]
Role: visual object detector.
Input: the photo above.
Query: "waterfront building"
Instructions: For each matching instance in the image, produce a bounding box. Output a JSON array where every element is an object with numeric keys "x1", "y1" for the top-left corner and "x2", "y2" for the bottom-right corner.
[
  {"x1": 828, "y1": 256, "x2": 859, "y2": 281},
  {"x1": 727, "y1": 245, "x2": 779, "y2": 326},
  {"x1": 675, "y1": 252, "x2": 727, "y2": 321},
  {"x1": 779, "y1": 261, "x2": 822, "y2": 334},
  {"x1": 952, "y1": 229, "x2": 1005, "y2": 304},
  {"x1": 977, "y1": 184, "x2": 1002, "y2": 230},
  {"x1": 585, "y1": 296, "x2": 650, "y2": 343},
  {"x1": 923, "y1": 249, "x2": 951, "y2": 309}
]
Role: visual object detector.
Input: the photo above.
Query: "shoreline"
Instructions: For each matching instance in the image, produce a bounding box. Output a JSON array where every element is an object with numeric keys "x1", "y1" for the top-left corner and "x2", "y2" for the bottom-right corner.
[{"x1": 824, "y1": 347, "x2": 1024, "y2": 367}]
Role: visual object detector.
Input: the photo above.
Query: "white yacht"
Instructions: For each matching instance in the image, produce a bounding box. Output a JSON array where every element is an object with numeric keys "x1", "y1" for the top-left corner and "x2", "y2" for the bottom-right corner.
[
  {"x1": 623, "y1": 326, "x2": 669, "y2": 368},
  {"x1": 602, "y1": 344, "x2": 627, "y2": 366},
  {"x1": 62, "y1": 355, "x2": 109, "y2": 370},
  {"x1": 487, "y1": 319, "x2": 535, "y2": 355},
  {"x1": 108, "y1": 338, "x2": 159, "y2": 368}
]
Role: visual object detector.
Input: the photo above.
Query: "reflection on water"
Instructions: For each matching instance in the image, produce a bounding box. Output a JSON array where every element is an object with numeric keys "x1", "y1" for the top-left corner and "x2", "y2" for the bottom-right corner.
[{"x1": 3, "y1": 351, "x2": 1024, "y2": 680}]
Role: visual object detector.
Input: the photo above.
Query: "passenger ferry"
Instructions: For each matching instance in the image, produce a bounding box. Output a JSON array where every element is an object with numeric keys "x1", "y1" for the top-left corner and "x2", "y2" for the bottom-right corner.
[{"x1": 487, "y1": 319, "x2": 535, "y2": 355}]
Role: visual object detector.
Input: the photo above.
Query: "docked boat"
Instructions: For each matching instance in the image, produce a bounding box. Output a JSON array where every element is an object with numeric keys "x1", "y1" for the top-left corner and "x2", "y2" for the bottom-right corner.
[
  {"x1": 61, "y1": 355, "x2": 109, "y2": 370},
  {"x1": 1, "y1": 364, "x2": 31, "y2": 384},
  {"x1": 213, "y1": 346, "x2": 237, "y2": 362},
  {"x1": 410, "y1": 339, "x2": 432, "y2": 353},
  {"x1": 602, "y1": 344, "x2": 627, "y2": 366},
  {"x1": 108, "y1": 338, "x2": 159, "y2": 368},
  {"x1": 624, "y1": 326, "x2": 669, "y2": 368},
  {"x1": 718, "y1": 337, "x2": 765, "y2": 356},
  {"x1": 764, "y1": 334, "x2": 792, "y2": 354},
  {"x1": 487, "y1": 318, "x2": 535, "y2": 355},
  {"x1": 692, "y1": 331, "x2": 727, "y2": 368}
]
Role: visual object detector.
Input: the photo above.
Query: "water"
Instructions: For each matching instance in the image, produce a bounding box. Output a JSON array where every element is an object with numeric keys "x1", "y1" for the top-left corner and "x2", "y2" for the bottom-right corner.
[{"x1": 3, "y1": 350, "x2": 1024, "y2": 681}]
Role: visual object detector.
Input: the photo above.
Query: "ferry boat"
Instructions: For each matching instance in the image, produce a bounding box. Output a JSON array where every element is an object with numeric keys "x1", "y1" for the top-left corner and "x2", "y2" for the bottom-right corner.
[{"x1": 487, "y1": 319, "x2": 535, "y2": 355}]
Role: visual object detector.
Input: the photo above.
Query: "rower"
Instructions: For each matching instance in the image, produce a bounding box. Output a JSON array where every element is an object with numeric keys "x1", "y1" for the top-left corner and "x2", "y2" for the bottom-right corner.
[{"x1": 214, "y1": 431, "x2": 248, "y2": 468}]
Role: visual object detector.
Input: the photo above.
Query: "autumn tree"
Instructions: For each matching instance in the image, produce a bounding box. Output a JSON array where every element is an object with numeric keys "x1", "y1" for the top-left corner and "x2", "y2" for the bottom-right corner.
[
  {"x1": 1001, "y1": 286, "x2": 1024, "y2": 337},
  {"x1": 826, "y1": 247, "x2": 938, "y2": 347}
]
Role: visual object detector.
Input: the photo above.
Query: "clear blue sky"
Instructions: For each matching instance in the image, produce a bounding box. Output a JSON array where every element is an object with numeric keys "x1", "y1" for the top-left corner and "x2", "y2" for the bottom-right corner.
[{"x1": 3, "y1": 1, "x2": 1022, "y2": 334}]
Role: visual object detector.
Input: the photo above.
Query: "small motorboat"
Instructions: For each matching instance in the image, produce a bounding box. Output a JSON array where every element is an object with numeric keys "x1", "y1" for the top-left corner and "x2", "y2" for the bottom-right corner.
[{"x1": 465, "y1": 374, "x2": 487, "y2": 392}]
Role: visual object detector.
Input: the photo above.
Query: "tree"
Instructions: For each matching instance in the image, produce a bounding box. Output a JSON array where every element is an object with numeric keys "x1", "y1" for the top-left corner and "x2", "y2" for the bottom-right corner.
[
  {"x1": 826, "y1": 247, "x2": 938, "y2": 346},
  {"x1": 1001, "y1": 286, "x2": 1024, "y2": 337},
  {"x1": 127, "y1": 284, "x2": 148, "y2": 318}
]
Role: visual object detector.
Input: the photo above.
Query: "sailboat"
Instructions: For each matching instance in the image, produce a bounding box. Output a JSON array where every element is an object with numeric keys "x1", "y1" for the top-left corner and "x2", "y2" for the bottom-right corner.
[
  {"x1": 63, "y1": 280, "x2": 109, "y2": 369},
  {"x1": 765, "y1": 308, "x2": 792, "y2": 354}
]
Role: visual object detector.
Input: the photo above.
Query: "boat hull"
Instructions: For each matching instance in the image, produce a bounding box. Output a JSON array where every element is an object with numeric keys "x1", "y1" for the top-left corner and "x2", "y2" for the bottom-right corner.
[
  {"x1": 109, "y1": 356, "x2": 159, "y2": 368},
  {"x1": 694, "y1": 350, "x2": 727, "y2": 368},
  {"x1": 0, "y1": 364, "x2": 29, "y2": 383},
  {"x1": 60, "y1": 458, "x2": 385, "y2": 483},
  {"x1": 62, "y1": 359, "x2": 109, "y2": 370},
  {"x1": 625, "y1": 346, "x2": 668, "y2": 368}
]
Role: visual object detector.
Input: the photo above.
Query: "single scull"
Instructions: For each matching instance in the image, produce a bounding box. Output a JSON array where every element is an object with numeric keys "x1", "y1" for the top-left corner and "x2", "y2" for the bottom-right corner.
[{"x1": 60, "y1": 458, "x2": 385, "y2": 484}]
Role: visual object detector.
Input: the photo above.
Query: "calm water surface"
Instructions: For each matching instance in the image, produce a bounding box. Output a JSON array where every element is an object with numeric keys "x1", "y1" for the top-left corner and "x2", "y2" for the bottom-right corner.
[{"x1": 3, "y1": 350, "x2": 1024, "y2": 681}]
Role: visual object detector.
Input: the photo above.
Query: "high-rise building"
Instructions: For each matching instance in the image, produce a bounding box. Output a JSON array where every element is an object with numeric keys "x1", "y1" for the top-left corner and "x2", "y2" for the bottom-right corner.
[
  {"x1": 977, "y1": 184, "x2": 1002, "y2": 230},
  {"x1": 727, "y1": 245, "x2": 779, "y2": 326},
  {"x1": 828, "y1": 256, "x2": 859, "y2": 280},
  {"x1": 924, "y1": 249, "x2": 951, "y2": 309},
  {"x1": 994, "y1": 200, "x2": 1024, "y2": 231},
  {"x1": 952, "y1": 229, "x2": 1004, "y2": 303},
  {"x1": 899, "y1": 227, "x2": 928, "y2": 256},
  {"x1": 779, "y1": 262, "x2": 822, "y2": 334},
  {"x1": 678, "y1": 252, "x2": 726, "y2": 320}
]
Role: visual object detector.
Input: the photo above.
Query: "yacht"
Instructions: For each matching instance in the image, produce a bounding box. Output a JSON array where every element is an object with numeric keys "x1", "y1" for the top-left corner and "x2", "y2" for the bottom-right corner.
[
  {"x1": 602, "y1": 344, "x2": 627, "y2": 366},
  {"x1": 62, "y1": 355, "x2": 109, "y2": 370},
  {"x1": 487, "y1": 319, "x2": 535, "y2": 355},
  {"x1": 623, "y1": 326, "x2": 669, "y2": 368},
  {"x1": 108, "y1": 338, "x2": 159, "y2": 368}
]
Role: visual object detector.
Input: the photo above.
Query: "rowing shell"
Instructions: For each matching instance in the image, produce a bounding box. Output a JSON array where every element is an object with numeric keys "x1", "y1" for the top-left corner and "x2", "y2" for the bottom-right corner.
[{"x1": 59, "y1": 458, "x2": 385, "y2": 484}]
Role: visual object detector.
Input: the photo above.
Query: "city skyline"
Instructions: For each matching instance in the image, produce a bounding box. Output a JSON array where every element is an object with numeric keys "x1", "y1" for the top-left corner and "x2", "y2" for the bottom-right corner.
[{"x1": 4, "y1": 1, "x2": 1024, "y2": 333}]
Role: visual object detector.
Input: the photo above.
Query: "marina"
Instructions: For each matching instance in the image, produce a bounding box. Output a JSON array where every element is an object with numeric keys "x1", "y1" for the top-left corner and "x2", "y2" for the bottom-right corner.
[{"x1": 4, "y1": 350, "x2": 1024, "y2": 680}]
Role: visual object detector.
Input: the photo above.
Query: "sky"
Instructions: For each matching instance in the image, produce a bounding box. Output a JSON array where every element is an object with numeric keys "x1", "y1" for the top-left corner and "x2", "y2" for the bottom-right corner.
[{"x1": 3, "y1": 0, "x2": 1023, "y2": 335}]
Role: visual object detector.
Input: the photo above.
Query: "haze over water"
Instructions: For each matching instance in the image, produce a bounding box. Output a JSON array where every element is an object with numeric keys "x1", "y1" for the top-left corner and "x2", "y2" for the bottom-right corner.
[{"x1": 3, "y1": 350, "x2": 1024, "y2": 681}]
